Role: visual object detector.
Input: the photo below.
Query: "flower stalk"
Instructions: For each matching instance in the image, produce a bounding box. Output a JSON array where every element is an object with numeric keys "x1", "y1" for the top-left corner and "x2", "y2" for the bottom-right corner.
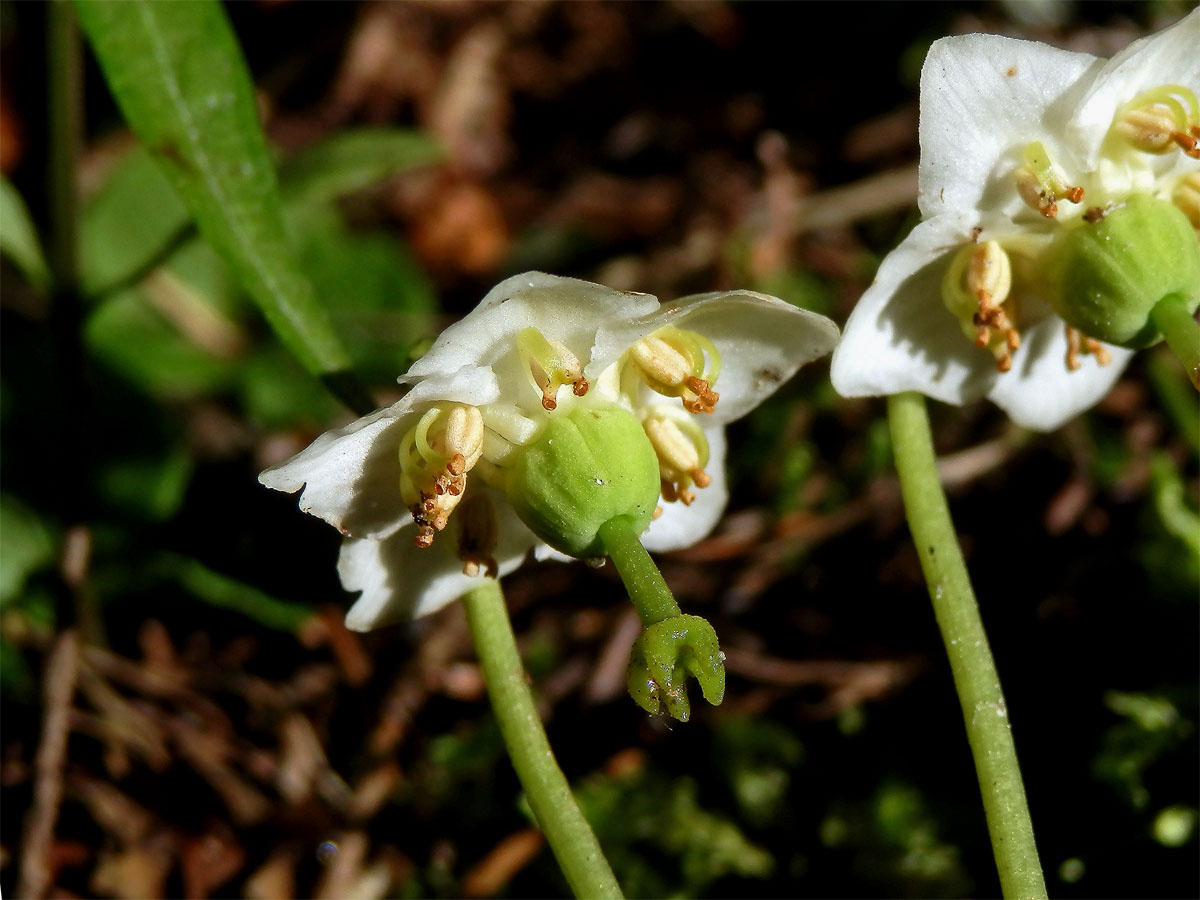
[
  {"x1": 462, "y1": 577, "x2": 622, "y2": 900},
  {"x1": 887, "y1": 391, "x2": 1046, "y2": 900},
  {"x1": 597, "y1": 516, "x2": 682, "y2": 626},
  {"x1": 598, "y1": 516, "x2": 725, "y2": 722},
  {"x1": 1149, "y1": 293, "x2": 1200, "y2": 389}
]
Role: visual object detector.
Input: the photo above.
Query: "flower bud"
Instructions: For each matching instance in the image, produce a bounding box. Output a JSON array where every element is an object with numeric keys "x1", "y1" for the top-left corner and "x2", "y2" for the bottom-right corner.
[
  {"x1": 505, "y1": 405, "x2": 661, "y2": 557},
  {"x1": 1046, "y1": 194, "x2": 1200, "y2": 349}
]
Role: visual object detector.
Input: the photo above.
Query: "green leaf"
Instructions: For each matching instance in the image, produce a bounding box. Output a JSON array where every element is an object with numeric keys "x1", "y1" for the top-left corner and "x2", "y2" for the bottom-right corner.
[
  {"x1": 85, "y1": 238, "x2": 246, "y2": 402},
  {"x1": 154, "y1": 554, "x2": 312, "y2": 633},
  {"x1": 96, "y1": 443, "x2": 193, "y2": 522},
  {"x1": 74, "y1": 0, "x2": 366, "y2": 407},
  {"x1": 0, "y1": 495, "x2": 57, "y2": 606},
  {"x1": 240, "y1": 344, "x2": 341, "y2": 429},
  {"x1": 80, "y1": 145, "x2": 192, "y2": 296},
  {"x1": 0, "y1": 176, "x2": 51, "y2": 291},
  {"x1": 279, "y1": 128, "x2": 442, "y2": 208},
  {"x1": 288, "y1": 206, "x2": 436, "y2": 381}
]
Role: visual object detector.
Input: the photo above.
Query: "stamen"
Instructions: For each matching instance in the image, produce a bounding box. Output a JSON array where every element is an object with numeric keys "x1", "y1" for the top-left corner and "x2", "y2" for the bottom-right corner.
[
  {"x1": 1174, "y1": 172, "x2": 1200, "y2": 230},
  {"x1": 1112, "y1": 85, "x2": 1200, "y2": 159},
  {"x1": 942, "y1": 241, "x2": 1021, "y2": 372},
  {"x1": 1064, "y1": 325, "x2": 1111, "y2": 372},
  {"x1": 626, "y1": 326, "x2": 722, "y2": 415},
  {"x1": 643, "y1": 413, "x2": 712, "y2": 505},
  {"x1": 1014, "y1": 142, "x2": 1084, "y2": 218},
  {"x1": 517, "y1": 326, "x2": 588, "y2": 411},
  {"x1": 660, "y1": 478, "x2": 694, "y2": 506},
  {"x1": 456, "y1": 494, "x2": 499, "y2": 578},
  {"x1": 398, "y1": 405, "x2": 486, "y2": 548}
]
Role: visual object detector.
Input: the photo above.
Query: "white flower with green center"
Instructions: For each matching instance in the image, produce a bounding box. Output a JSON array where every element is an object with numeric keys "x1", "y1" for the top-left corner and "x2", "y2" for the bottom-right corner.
[
  {"x1": 832, "y1": 11, "x2": 1200, "y2": 429},
  {"x1": 261, "y1": 272, "x2": 838, "y2": 630}
]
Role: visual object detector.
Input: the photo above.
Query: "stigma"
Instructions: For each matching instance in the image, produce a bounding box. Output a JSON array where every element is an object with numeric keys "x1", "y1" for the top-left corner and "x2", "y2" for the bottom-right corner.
[
  {"x1": 642, "y1": 413, "x2": 711, "y2": 506},
  {"x1": 625, "y1": 326, "x2": 722, "y2": 414},
  {"x1": 942, "y1": 241, "x2": 1021, "y2": 372},
  {"x1": 1014, "y1": 142, "x2": 1084, "y2": 218},
  {"x1": 517, "y1": 327, "x2": 589, "y2": 411}
]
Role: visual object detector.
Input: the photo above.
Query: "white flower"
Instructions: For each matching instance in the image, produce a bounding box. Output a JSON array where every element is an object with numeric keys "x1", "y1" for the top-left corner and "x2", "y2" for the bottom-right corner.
[
  {"x1": 832, "y1": 11, "x2": 1199, "y2": 430},
  {"x1": 261, "y1": 272, "x2": 839, "y2": 630}
]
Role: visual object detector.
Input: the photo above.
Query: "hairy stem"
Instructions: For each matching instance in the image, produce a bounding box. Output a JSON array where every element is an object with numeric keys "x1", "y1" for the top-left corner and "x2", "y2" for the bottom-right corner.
[
  {"x1": 597, "y1": 516, "x2": 682, "y2": 626},
  {"x1": 887, "y1": 391, "x2": 1046, "y2": 900},
  {"x1": 463, "y1": 578, "x2": 622, "y2": 900},
  {"x1": 1149, "y1": 292, "x2": 1200, "y2": 390}
]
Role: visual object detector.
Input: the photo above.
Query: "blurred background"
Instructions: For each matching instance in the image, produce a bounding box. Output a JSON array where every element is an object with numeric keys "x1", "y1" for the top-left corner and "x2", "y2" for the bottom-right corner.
[{"x1": 1, "y1": 1, "x2": 1197, "y2": 897}]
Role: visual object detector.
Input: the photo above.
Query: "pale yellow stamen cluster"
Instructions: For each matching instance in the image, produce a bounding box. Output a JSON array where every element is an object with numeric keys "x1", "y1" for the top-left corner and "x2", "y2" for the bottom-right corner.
[
  {"x1": 399, "y1": 405, "x2": 485, "y2": 548},
  {"x1": 626, "y1": 326, "x2": 721, "y2": 414},
  {"x1": 1112, "y1": 85, "x2": 1200, "y2": 159},
  {"x1": 642, "y1": 414, "x2": 712, "y2": 506},
  {"x1": 517, "y1": 326, "x2": 589, "y2": 411},
  {"x1": 942, "y1": 241, "x2": 1022, "y2": 373}
]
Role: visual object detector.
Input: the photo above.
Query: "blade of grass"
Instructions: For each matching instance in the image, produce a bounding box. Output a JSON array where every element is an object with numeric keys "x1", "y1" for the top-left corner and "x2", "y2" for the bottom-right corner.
[{"x1": 74, "y1": 0, "x2": 373, "y2": 414}]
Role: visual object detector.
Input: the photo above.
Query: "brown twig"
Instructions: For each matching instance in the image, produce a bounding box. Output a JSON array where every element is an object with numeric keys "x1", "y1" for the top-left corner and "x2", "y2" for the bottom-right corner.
[
  {"x1": 18, "y1": 629, "x2": 81, "y2": 900},
  {"x1": 792, "y1": 164, "x2": 919, "y2": 235}
]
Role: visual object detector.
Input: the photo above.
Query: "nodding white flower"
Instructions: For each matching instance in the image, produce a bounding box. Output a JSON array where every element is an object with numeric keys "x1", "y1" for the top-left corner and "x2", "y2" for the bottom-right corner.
[
  {"x1": 832, "y1": 11, "x2": 1200, "y2": 430},
  {"x1": 261, "y1": 272, "x2": 839, "y2": 630}
]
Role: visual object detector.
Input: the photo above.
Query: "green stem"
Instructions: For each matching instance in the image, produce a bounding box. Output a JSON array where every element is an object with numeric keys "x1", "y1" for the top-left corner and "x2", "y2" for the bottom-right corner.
[
  {"x1": 1146, "y1": 347, "x2": 1200, "y2": 458},
  {"x1": 463, "y1": 578, "x2": 623, "y2": 900},
  {"x1": 887, "y1": 392, "x2": 1046, "y2": 900},
  {"x1": 597, "y1": 516, "x2": 682, "y2": 626},
  {"x1": 48, "y1": 1, "x2": 107, "y2": 646},
  {"x1": 1149, "y1": 293, "x2": 1200, "y2": 390},
  {"x1": 48, "y1": 0, "x2": 81, "y2": 291}
]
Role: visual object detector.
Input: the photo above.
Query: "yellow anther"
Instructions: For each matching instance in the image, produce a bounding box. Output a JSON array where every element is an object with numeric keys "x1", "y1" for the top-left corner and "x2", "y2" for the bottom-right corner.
[
  {"x1": 1174, "y1": 172, "x2": 1200, "y2": 231},
  {"x1": 1112, "y1": 85, "x2": 1200, "y2": 159},
  {"x1": 1014, "y1": 142, "x2": 1084, "y2": 218},
  {"x1": 442, "y1": 405, "x2": 485, "y2": 470},
  {"x1": 517, "y1": 326, "x2": 588, "y2": 411},
  {"x1": 399, "y1": 405, "x2": 486, "y2": 548},
  {"x1": 626, "y1": 326, "x2": 722, "y2": 415},
  {"x1": 456, "y1": 494, "x2": 499, "y2": 578},
  {"x1": 643, "y1": 413, "x2": 711, "y2": 506},
  {"x1": 1064, "y1": 325, "x2": 1111, "y2": 372},
  {"x1": 942, "y1": 241, "x2": 1022, "y2": 372}
]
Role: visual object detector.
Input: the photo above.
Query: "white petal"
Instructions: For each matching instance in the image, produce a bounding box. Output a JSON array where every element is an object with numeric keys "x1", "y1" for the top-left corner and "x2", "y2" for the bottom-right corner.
[
  {"x1": 339, "y1": 491, "x2": 538, "y2": 630},
  {"x1": 258, "y1": 367, "x2": 499, "y2": 540},
  {"x1": 533, "y1": 543, "x2": 574, "y2": 564},
  {"x1": 985, "y1": 317, "x2": 1134, "y2": 431},
  {"x1": 918, "y1": 33, "x2": 1101, "y2": 220},
  {"x1": 259, "y1": 405, "x2": 412, "y2": 540},
  {"x1": 642, "y1": 425, "x2": 728, "y2": 552},
  {"x1": 831, "y1": 215, "x2": 998, "y2": 405},
  {"x1": 403, "y1": 272, "x2": 661, "y2": 411},
  {"x1": 595, "y1": 290, "x2": 839, "y2": 424},
  {"x1": 1071, "y1": 10, "x2": 1200, "y2": 168}
]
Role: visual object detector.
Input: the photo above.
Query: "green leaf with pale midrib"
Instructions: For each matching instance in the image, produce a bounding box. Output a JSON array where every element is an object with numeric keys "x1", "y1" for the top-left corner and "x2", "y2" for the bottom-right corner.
[{"x1": 73, "y1": 0, "x2": 354, "y2": 384}]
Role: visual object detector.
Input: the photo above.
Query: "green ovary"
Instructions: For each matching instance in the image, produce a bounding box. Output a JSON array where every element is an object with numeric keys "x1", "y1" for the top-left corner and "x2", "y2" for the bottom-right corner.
[
  {"x1": 505, "y1": 404, "x2": 661, "y2": 557},
  {"x1": 1047, "y1": 194, "x2": 1200, "y2": 348}
]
